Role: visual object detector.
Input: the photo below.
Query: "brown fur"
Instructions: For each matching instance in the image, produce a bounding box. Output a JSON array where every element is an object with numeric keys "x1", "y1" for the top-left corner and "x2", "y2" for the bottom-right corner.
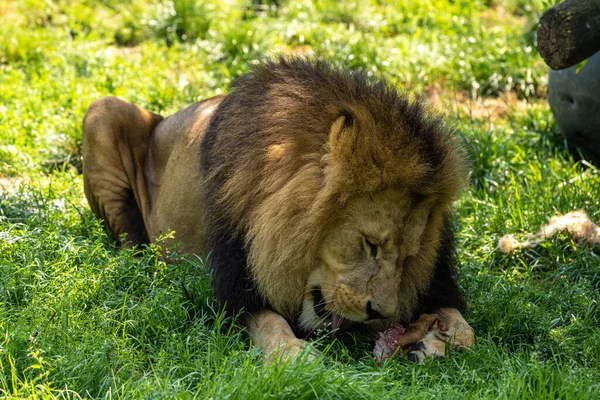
[
  {"x1": 83, "y1": 58, "x2": 473, "y2": 360},
  {"x1": 201, "y1": 59, "x2": 468, "y2": 321}
]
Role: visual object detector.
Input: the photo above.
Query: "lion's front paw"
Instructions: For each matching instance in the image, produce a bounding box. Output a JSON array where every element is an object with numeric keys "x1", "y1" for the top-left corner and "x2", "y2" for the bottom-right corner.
[
  {"x1": 406, "y1": 338, "x2": 445, "y2": 363},
  {"x1": 406, "y1": 307, "x2": 473, "y2": 363},
  {"x1": 265, "y1": 338, "x2": 318, "y2": 363},
  {"x1": 247, "y1": 309, "x2": 319, "y2": 364}
]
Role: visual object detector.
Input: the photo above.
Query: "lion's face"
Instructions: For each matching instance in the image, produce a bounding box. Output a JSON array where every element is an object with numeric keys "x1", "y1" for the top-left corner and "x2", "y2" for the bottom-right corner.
[{"x1": 299, "y1": 188, "x2": 435, "y2": 332}]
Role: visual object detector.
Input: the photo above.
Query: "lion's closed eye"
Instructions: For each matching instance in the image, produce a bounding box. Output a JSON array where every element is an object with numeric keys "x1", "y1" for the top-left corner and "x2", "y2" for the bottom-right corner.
[{"x1": 362, "y1": 236, "x2": 380, "y2": 259}]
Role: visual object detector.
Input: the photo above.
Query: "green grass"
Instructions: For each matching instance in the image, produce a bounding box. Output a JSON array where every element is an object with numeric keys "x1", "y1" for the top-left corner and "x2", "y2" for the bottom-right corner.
[{"x1": 1, "y1": 0, "x2": 599, "y2": 398}]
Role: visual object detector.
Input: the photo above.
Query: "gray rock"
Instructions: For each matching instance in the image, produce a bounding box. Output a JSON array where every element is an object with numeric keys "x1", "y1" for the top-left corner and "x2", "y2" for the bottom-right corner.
[{"x1": 548, "y1": 51, "x2": 600, "y2": 161}]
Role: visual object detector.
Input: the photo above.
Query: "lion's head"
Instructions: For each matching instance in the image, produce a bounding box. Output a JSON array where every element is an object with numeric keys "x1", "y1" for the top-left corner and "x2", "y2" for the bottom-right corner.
[
  {"x1": 201, "y1": 58, "x2": 468, "y2": 332},
  {"x1": 298, "y1": 188, "x2": 432, "y2": 331}
]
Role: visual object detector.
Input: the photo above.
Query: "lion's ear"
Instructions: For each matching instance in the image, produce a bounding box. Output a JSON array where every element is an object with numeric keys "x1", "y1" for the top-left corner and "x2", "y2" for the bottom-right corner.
[{"x1": 328, "y1": 111, "x2": 356, "y2": 155}]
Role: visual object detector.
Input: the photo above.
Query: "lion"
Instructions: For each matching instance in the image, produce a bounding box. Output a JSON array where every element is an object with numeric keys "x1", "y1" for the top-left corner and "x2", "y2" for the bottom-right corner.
[{"x1": 82, "y1": 58, "x2": 473, "y2": 362}]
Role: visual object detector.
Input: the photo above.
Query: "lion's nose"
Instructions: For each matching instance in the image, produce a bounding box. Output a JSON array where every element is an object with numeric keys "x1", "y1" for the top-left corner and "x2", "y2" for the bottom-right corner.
[{"x1": 366, "y1": 301, "x2": 386, "y2": 320}]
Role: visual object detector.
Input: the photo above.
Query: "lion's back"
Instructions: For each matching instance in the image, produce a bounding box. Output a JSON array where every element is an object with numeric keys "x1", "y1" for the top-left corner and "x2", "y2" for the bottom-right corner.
[{"x1": 145, "y1": 95, "x2": 225, "y2": 256}]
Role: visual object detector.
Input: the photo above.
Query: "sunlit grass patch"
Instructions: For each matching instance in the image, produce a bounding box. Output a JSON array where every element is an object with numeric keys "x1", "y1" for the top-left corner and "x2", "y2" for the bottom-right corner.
[{"x1": 1, "y1": 0, "x2": 600, "y2": 397}]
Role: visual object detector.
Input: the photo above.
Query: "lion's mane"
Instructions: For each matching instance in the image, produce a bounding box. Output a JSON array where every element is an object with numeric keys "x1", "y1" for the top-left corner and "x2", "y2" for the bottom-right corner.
[{"x1": 200, "y1": 58, "x2": 468, "y2": 323}]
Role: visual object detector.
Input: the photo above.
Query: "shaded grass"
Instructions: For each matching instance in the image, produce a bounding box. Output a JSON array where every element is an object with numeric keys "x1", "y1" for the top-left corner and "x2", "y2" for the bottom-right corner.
[{"x1": 1, "y1": 0, "x2": 600, "y2": 398}]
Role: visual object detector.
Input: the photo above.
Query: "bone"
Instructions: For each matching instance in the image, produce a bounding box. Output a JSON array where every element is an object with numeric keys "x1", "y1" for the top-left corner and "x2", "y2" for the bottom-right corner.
[
  {"x1": 373, "y1": 313, "x2": 440, "y2": 364},
  {"x1": 499, "y1": 210, "x2": 600, "y2": 253}
]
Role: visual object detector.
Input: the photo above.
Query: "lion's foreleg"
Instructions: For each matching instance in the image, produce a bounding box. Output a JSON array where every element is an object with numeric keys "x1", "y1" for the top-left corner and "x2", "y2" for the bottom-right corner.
[
  {"x1": 245, "y1": 309, "x2": 313, "y2": 362},
  {"x1": 437, "y1": 307, "x2": 474, "y2": 348},
  {"x1": 407, "y1": 307, "x2": 473, "y2": 363}
]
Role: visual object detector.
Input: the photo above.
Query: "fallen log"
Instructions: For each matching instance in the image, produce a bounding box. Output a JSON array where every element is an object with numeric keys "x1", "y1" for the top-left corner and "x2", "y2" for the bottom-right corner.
[{"x1": 536, "y1": 0, "x2": 600, "y2": 70}]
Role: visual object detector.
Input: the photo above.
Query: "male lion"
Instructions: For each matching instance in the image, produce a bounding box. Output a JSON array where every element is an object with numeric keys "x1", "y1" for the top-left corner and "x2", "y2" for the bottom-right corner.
[{"x1": 82, "y1": 58, "x2": 473, "y2": 362}]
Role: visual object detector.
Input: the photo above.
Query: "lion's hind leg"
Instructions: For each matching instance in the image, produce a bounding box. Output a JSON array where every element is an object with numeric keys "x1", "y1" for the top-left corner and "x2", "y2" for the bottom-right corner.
[{"x1": 82, "y1": 97, "x2": 163, "y2": 247}]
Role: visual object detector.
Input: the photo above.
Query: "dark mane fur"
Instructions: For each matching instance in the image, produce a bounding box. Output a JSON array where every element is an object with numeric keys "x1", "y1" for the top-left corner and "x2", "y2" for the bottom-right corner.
[{"x1": 200, "y1": 57, "x2": 468, "y2": 323}]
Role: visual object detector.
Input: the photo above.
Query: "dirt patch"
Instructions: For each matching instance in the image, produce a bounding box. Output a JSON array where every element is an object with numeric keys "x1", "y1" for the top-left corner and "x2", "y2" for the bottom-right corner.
[
  {"x1": 0, "y1": 176, "x2": 23, "y2": 193},
  {"x1": 425, "y1": 85, "x2": 531, "y2": 121},
  {"x1": 480, "y1": 6, "x2": 527, "y2": 26},
  {"x1": 104, "y1": 46, "x2": 143, "y2": 58},
  {"x1": 276, "y1": 45, "x2": 315, "y2": 57}
]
